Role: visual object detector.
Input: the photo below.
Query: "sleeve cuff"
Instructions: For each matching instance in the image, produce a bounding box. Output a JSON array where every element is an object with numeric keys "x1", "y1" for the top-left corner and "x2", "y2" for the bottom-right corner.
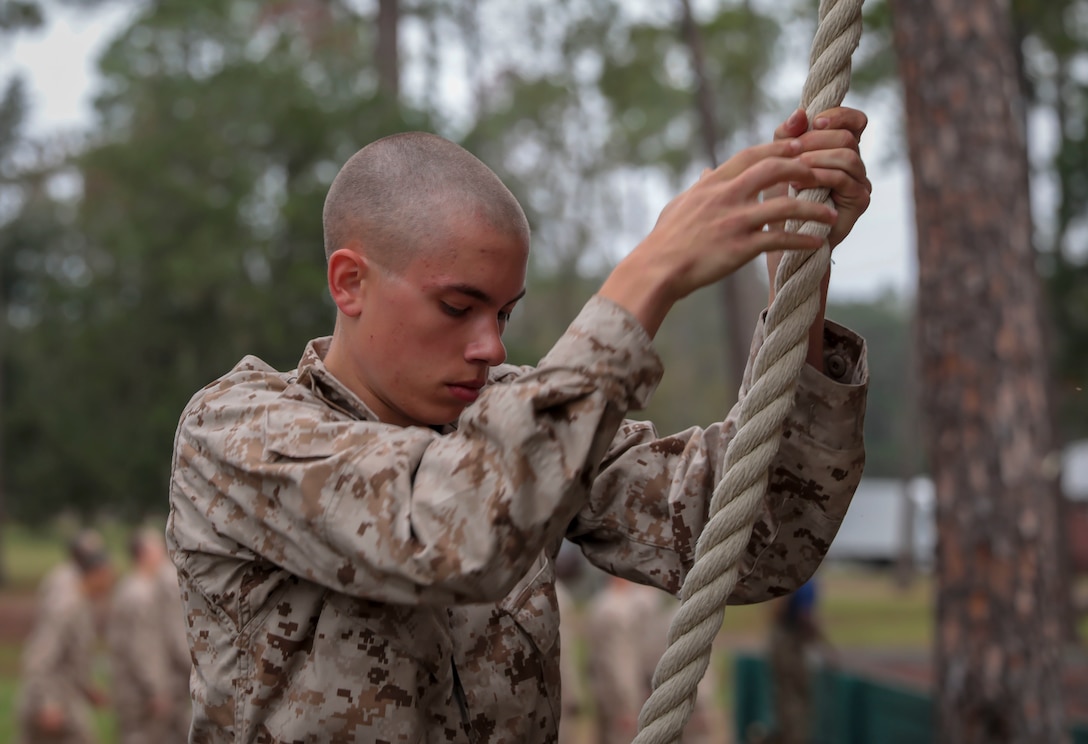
[
  {"x1": 742, "y1": 310, "x2": 869, "y2": 450},
  {"x1": 789, "y1": 320, "x2": 869, "y2": 450}
]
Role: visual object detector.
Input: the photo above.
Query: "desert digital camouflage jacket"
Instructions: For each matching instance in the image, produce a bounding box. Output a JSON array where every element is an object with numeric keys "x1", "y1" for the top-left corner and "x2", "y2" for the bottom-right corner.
[
  {"x1": 167, "y1": 294, "x2": 868, "y2": 744},
  {"x1": 108, "y1": 571, "x2": 176, "y2": 714},
  {"x1": 18, "y1": 564, "x2": 98, "y2": 743},
  {"x1": 107, "y1": 563, "x2": 192, "y2": 740}
]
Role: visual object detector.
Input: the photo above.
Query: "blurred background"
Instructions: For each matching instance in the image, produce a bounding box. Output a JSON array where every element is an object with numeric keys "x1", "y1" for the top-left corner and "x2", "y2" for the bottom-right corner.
[{"x1": 0, "y1": 0, "x2": 1086, "y2": 742}]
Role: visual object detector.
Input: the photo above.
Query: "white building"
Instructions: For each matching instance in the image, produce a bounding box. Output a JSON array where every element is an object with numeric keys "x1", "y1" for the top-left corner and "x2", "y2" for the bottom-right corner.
[{"x1": 825, "y1": 476, "x2": 935, "y2": 567}]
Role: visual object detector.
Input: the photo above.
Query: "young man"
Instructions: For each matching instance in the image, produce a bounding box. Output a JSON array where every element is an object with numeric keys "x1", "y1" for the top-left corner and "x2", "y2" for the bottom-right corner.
[
  {"x1": 167, "y1": 106, "x2": 871, "y2": 743},
  {"x1": 18, "y1": 530, "x2": 115, "y2": 744},
  {"x1": 767, "y1": 577, "x2": 831, "y2": 744},
  {"x1": 107, "y1": 528, "x2": 191, "y2": 744},
  {"x1": 585, "y1": 576, "x2": 719, "y2": 744}
]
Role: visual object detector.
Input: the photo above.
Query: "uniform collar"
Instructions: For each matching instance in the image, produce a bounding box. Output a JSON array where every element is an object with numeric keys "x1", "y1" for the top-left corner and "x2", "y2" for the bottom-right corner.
[
  {"x1": 294, "y1": 337, "x2": 381, "y2": 423},
  {"x1": 294, "y1": 337, "x2": 457, "y2": 433}
]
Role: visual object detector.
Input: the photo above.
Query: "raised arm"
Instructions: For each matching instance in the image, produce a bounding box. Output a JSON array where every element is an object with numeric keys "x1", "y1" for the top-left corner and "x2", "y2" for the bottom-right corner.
[{"x1": 170, "y1": 296, "x2": 663, "y2": 607}]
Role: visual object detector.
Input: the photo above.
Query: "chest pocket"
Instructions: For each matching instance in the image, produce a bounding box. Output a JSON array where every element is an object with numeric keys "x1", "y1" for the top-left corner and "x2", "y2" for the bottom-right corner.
[
  {"x1": 454, "y1": 553, "x2": 562, "y2": 743},
  {"x1": 499, "y1": 553, "x2": 559, "y2": 658}
]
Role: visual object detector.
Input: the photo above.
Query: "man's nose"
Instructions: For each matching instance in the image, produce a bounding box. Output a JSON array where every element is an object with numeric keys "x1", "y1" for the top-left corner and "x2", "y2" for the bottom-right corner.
[{"x1": 466, "y1": 320, "x2": 507, "y2": 366}]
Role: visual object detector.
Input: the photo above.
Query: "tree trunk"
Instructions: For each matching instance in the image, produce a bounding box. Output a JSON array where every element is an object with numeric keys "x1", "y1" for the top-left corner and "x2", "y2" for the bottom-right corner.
[
  {"x1": 677, "y1": 0, "x2": 765, "y2": 393},
  {"x1": 0, "y1": 239, "x2": 6, "y2": 588},
  {"x1": 889, "y1": 0, "x2": 1067, "y2": 741},
  {"x1": 376, "y1": 0, "x2": 399, "y2": 99}
]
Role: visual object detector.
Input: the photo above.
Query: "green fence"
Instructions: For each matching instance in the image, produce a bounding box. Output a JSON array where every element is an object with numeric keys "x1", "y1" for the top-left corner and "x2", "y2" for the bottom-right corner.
[{"x1": 733, "y1": 652, "x2": 1088, "y2": 744}]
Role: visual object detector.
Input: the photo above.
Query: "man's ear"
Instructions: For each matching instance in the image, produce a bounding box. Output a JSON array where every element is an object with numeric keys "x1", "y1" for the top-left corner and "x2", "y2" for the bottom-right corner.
[{"x1": 328, "y1": 247, "x2": 370, "y2": 317}]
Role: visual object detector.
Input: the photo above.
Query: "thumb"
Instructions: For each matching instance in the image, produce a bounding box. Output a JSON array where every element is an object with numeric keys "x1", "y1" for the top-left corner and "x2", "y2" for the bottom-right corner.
[{"x1": 775, "y1": 108, "x2": 808, "y2": 140}]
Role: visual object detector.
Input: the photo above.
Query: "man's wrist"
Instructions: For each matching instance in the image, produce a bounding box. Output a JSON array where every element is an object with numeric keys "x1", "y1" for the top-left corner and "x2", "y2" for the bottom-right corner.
[
  {"x1": 806, "y1": 268, "x2": 830, "y2": 370},
  {"x1": 598, "y1": 247, "x2": 677, "y2": 339}
]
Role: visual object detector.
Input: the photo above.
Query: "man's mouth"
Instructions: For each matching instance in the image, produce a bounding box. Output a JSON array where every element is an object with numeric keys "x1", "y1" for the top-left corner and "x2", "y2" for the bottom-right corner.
[{"x1": 447, "y1": 380, "x2": 485, "y2": 403}]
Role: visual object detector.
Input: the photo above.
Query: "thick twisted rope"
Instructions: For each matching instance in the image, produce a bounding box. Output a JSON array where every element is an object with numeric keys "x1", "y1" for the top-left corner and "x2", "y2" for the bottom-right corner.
[{"x1": 631, "y1": 2, "x2": 864, "y2": 742}]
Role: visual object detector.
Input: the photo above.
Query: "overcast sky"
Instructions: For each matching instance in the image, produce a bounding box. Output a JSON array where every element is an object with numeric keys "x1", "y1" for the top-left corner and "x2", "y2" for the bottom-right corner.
[{"x1": 1, "y1": 3, "x2": 918, "y2": 303}]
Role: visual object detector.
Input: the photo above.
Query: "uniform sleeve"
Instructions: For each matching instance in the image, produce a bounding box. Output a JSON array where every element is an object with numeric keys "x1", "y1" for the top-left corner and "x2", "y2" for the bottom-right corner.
[
  {"x1": 567, "y1": 314, "x2": 868, "y2": 602},
  {"x1": 169, "y1": 296, "x2": 664, "y2": 607}
]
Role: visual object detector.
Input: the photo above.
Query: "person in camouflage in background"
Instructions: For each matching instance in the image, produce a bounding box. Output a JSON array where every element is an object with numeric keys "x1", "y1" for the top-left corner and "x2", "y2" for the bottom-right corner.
[
  {"x1": 107, "y1": 528, "x2": 191, "y2": 744},
  {"x1": 767, "y1": 577, "x2": 833, "y2": 744},
  {"x1": 156, "y1": 541, "x2": 195, "y2": 742},
  {"x1": 586, "y1": 576, "x2": 667, "y2": 744},
  {"x1": 17, "y1": 529, "x2": 114, "y2": 744},
  {"x1": 167, "y1": 105, "x2": 872, "y2": 743},
  {"x1": 586, "y1": 575, "x2": 723, "y2": 744}
]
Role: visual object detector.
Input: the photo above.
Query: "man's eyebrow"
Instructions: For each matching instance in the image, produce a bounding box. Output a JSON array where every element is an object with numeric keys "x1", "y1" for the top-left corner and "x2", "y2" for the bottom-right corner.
[{"x1": 444, "y1": 283, "x2": 527, "y2": 306}]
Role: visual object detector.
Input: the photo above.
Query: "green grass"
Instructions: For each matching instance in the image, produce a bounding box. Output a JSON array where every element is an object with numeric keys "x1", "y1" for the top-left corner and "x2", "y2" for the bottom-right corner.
[
  {"x1": 0, "y1": 675, "x2": 14, "y2": 744},
  {"x1": 2, "y1": 525, "x2": 70, "y2": 592},
  {"x1": 2, "y1": 522, "x2": 137, "y2": 592},
  {"x1": 713, "y1": 566, "x2": 935, "y2": 649},
  {"x1": 822, "y1": 571, "x2": 934, "y2": 648}
]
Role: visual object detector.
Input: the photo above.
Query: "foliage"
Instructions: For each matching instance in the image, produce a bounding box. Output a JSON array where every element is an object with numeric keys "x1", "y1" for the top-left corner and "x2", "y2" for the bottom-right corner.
[
  {"x1": 506, "y1": 271, "x2": 918, "y2": 472},
  {"x1": 0, "y1": 0, "x2": 917, "y2": 522},
  {"x1": 4, "y1": 0, "x2": 430, "y2": 521},
  {"x1": 0, "y1": 0, "x2": 43, "y2": 32},
  {"x1": 829, "y1": 294, "x2": 922, "y2": 477},
  {"x1": 1013, "y1": 0, "x2": 1088, "y2": 443}
]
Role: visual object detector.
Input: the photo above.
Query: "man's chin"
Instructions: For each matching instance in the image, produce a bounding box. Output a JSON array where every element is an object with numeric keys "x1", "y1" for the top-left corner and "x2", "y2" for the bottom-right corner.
[{"x1": 404, "y1": 401, "x2": 466, "y2": 430}]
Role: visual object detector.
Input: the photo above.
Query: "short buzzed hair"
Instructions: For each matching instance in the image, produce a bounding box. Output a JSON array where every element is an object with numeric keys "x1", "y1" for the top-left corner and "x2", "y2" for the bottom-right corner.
[
  {"x1": 69, "y1": 529, "x2": 110, "y2": 573},
  {"x1": 128, "y1": 526, "x2": 164, "y2": 561},
  {"x1": 322, "y1": 132, "x2": 530, "y2": 271}
]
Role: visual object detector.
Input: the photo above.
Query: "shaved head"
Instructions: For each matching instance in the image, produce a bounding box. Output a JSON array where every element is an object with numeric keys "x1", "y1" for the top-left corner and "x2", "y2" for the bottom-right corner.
[{"x1": 322, "y1": 132, "x2": 530, "y2": 272}]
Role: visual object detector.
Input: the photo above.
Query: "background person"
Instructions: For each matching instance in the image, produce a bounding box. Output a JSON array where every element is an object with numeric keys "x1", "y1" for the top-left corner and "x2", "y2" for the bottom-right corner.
[{"x1": 17, "y1": 529, "x2": 115, "y2": 744}]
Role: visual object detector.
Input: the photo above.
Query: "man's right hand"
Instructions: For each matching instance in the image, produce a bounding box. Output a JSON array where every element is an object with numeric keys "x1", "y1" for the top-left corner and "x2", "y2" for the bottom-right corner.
[
  {"x1": 35, "y1": 703, "x2": 66, "y2": 734},
  {"x1": 150, "y1": 694, "x2": 173, "y2": 718},
  {"x1": 598, "y1": 138, "x2": 837, "y2": 337}
]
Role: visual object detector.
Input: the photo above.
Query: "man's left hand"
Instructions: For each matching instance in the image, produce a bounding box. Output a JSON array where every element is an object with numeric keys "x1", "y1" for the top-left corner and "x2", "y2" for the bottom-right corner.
[{"x1": 771, "y1": 106, "x2": 872, "y2": 249}]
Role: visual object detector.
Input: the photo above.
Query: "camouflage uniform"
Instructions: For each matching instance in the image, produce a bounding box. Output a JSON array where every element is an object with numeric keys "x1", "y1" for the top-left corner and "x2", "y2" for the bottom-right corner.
[
  {"x1": 585, "y1": 579, "x2": 721, "y2": 744},
  {"x1": 768, "y1": 623, "x2": 810, "y2": 744},
  {"x1": 555, "y1": 580, "x2": 584, "y2": 744},
  {"x1": 585, "y1": 580, "x2": 662, "y2": 744},
  {"x1": 17, "y1": 565, "x2": 98, "y2": 744},
  {"x1": 167, "y1": 296, "x2": 867, "y2": 743},
  {"x1": 107, "y1": 561, "x2": 192, "y2": 744},
  {"x1": 768, "y1": 579, "x2": 821, "y2": 744},
  {"x1": 158, "y1": 561, "x2": 195, "y2": 741}
]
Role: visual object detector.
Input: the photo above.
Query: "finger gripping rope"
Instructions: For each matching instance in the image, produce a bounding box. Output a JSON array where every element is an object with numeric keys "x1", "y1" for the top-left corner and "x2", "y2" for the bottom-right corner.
[{"x1": 631, "y1": 2, "x2": 864, "y2": 742}]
